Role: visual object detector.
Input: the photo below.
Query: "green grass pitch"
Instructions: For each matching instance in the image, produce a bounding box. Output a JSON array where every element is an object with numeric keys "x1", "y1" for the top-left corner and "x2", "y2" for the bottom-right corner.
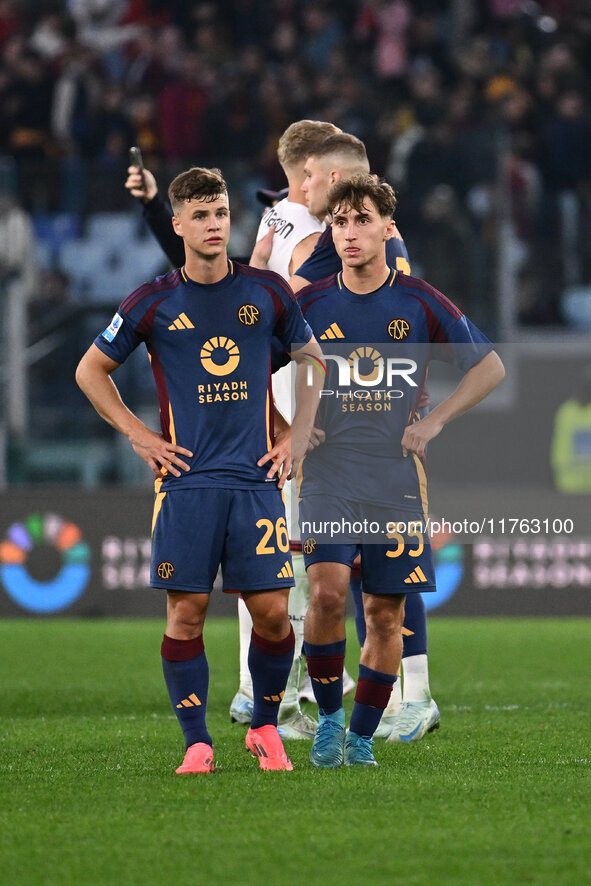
[{"x1": 0, "y1": 617, "x2": 589, "y2": 886}]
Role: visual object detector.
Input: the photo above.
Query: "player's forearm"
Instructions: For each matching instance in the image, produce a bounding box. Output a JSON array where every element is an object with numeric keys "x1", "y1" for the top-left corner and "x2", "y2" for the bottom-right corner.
[
  {"x1": 428, "y1": 351, "x2": 505, "y2": 427},
  {"x1": 400, "y1": 351, "x2": 504, "y2": 457},
  {"x1": 291, "y1": 340, "x2": 323, "y2": 434},
  {"x1": 292, "y1": 369, "x2": 319, "y2": 434},
  {"x1": 273, "y1": 402, "x2": 290, "y2": 434},
  {"x1": 143, "y1": 194, "x2": 185, "y2": 267},
  {"x1": 249, "y1": 228, "x2": 273, "y2": 270},
  {"x1": 76, "y1": 357, "x2": 147, "y2": 441}
]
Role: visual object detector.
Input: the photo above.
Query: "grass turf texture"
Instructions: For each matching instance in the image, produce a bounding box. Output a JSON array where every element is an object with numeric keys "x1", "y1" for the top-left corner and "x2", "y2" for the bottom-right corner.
[{"x1": 0, "y1": 618, "x2": 589, "y2": 886}]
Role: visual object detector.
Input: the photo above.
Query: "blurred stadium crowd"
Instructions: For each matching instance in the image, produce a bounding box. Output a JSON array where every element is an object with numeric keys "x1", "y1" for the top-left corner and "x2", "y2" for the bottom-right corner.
[{"x1": 1, "y1": 0, "x2": 591, "y2": 481}]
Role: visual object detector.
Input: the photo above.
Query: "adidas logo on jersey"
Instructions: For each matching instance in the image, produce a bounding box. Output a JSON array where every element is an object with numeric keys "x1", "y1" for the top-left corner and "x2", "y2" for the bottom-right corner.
[
  {"x1": 404, "y1": 566, "x2": 428, "y2": 584},
  {"x1": 319, "y1": 322, "x2": 345, "y2": 340},
  {"x1": 176, "y1": 692, "x2": 202, "y2": 708},
  {"x1": 168, "y1": 313, "x2": 195, "y2": 331},
  {"x1": 277, "y1": 561, "x2": 294, "y2": 579}
]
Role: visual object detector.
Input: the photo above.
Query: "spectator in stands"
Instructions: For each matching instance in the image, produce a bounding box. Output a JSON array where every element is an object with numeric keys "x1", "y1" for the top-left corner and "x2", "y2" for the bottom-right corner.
[
  {"x1": 67, "y1": 0, "x2": 143, "y2": 81},
  {"x1": 418, "y1": 184, "x2": 481, "y2": 322},
  {"x1": 2, "y1": 0, "x2": 591, "y2": 331},
  {"x1": 4, "y1": 45, "x2": 53, "y2": 162},
  {"x1": 0, "y1": 0, "x2": 21, "y2": 51},
  {"x1": 0, "y1": 180, "x2": 37, "y2": 436},
  {"x1": 157, "y1": 51, "x2": 211, "y2": 162}
]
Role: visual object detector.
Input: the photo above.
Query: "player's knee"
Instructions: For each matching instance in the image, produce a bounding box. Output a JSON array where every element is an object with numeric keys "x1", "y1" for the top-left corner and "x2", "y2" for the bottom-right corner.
[
  {"x1": 309, "y1": 583, "x2": 346, "y2": 620},
  {"x1": 166, "y1": 592, "x2": 208, "y2": 638},
  {"x1": 253, "y1": 607, "x2": 289, "y2": 640},
  {"x1": 249, "y1": 593, "x2": 289, "y2": 640},
  {"x1": 364, "y1": 595, "x2": 404, "y2": 640}
]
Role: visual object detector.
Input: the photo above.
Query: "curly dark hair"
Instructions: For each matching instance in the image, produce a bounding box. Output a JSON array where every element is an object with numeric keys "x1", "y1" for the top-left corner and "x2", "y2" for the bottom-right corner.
[
  {"x1": 327, "y1": 173, "x2": 397, "y2": 219},
  {"x1": 168, "y1": 167, "x2": 228, "y2": 213}
]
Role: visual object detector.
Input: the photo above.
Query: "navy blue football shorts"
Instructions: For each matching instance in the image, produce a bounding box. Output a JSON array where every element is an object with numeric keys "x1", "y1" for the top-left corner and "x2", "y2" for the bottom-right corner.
[
  {"x1": 299, "y1": 495, "x2": 435, "y2": 595},
  {"x1": 151, "y1": 487, "x2": 295, "y2": 593}
]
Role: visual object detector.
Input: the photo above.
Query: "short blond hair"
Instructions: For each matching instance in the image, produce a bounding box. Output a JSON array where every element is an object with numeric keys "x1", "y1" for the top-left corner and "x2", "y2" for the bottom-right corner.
[
  {"x1": 277, "y1": 120, "x2": 341, "y2": 170},
  {"x1": 309, "y1": 133, "x2": 369, "y2": 176}
]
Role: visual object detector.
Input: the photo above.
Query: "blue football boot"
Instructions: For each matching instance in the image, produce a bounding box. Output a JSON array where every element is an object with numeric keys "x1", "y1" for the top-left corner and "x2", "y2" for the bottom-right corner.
[
  {"x1": 344, "y1": 731, "x2": 378, "y2": 767},
  {"x1": 309, "y1": 708, "x2": 346, "y2": 768}
]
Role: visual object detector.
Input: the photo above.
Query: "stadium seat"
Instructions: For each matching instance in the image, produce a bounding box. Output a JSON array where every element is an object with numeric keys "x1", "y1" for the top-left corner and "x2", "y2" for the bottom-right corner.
[
  {"x1": 132, "y1": 241, "x2": 169, "y2": 279},
  {"x1": 59, "y1": 240, "x2": 108, "y2": 298},
  {"x1": 33, "y1": 213, "x2": 81, "y2": 267},
  {"x1": 85, "y1": 245, "x2": 168, "y2": 303},
  {"x1": 86, "y1": 212, "x2": 139, "y2": 251},
  {"x1": 561, "y1": 286, "x2": 591, "y2": 329},
  {"x1": 57, "y1": 212, "x2": 168, "y2": 301},
  {"x1": 35, "y1": 241, "x2": 53, "y2": 271}
]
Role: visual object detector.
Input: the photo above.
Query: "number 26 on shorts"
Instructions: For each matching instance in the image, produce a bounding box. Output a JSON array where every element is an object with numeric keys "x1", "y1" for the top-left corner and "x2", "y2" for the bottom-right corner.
[{"x1": 255, "y1": 517, "x2": 289, "y2": 555}]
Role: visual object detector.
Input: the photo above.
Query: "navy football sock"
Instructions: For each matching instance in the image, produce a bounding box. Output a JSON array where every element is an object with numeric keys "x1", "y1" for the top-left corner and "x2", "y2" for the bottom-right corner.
[
  {"x1": 303, "y1": 639, "x2": 346, "y2": 715},
  {"x1": 402, "y1": 593, "x2": 428, "y2": 658},
  {"x1": 249, "y1": 626, "x2": 295, "y2": 729},
  {"x1": 161, "y1": 634, "x2": 212, "y2": 748},
  {"x1": 350, "y1": 574, "x2": 366, "y2": 647},
  {"x1": 350, "y1": 663, "x2": 397, "y2": 739}
]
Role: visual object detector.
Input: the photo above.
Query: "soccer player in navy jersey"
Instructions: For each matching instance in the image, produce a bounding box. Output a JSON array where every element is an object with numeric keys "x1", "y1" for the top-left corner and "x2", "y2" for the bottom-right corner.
[
  {"x1": 125, "y1": 123, "x2": 358, "y2": 739},
  {"x1": 297, "y1": 174, "x2": 504, "y2": 767},
  {"x1": 125, "y1": 133, "x2": 439, "y2": 743},
  {"x1": 76, "y1": 167, "x2": 322, "y2": 773}
]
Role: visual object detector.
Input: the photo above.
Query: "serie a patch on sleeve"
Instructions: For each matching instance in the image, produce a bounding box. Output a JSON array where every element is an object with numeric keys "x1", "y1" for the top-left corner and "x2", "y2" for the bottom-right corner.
[{"x1": 102, "y1": 313, "x2": 123, "y2": 343}]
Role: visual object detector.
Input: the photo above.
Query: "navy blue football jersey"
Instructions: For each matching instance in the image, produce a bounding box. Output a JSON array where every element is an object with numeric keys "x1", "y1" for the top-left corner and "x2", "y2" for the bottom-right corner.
[
  {"x1": 298, "y1": 268, "x2": 492, "y2": 508},
  {"x1": 295, "y1": 225, "x2": 410, "y2": 283},
  {"x1": 95, "y1": 261, "x2": 312, "y2": 490}
]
